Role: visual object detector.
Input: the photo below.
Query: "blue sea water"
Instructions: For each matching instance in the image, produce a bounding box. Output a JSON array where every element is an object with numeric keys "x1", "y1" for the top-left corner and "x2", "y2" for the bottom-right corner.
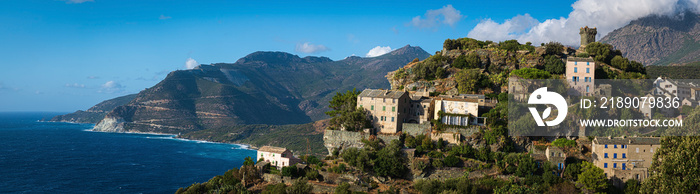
[{"x1": 0, "y1": 112, "x2": 256, "y2": 193}]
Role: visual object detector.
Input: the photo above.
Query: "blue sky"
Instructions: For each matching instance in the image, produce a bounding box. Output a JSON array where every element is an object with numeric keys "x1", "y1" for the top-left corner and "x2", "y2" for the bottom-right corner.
[{"x1": 4, "y1": 0, "x2": 678, "y2": 112}]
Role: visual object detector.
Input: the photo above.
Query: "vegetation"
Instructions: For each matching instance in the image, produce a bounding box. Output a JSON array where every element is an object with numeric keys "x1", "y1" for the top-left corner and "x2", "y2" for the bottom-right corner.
[
  {"x1": 452, "y1": 53, "x2": 480, "y2": 69},
  {"x1": 510, "y1": 68, "x2": 551, "y2": 79},
  {"x1": 326, "y1": 89, "x2": 371, "y2": 132},
  {"x1": 576, "y1": 161, "x2": 608, "y2": 193},
  {"x1": 443, "y1": 38, "x2": 492, "y2": 50},
  {"x1": 455, "y1": 68, "x2": 488, "y2": 93},
  {"x1": 544, "y1": 55, "x2": 565, "y2": 75},
  {"x1": 641, "y1": 136, "x2": 700, "y2": 193},
  {"x1": 551, "y1": 138, "x2": 576, "y2": 148},
  {"x1": 341, "y1": 139, "x2": 408, "y2": 178}
]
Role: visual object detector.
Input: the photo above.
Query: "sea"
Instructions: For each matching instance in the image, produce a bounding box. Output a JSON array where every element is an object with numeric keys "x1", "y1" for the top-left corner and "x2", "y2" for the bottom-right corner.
[{"x1": 0, "y1": 112, "x2": 257, "y2": 193}]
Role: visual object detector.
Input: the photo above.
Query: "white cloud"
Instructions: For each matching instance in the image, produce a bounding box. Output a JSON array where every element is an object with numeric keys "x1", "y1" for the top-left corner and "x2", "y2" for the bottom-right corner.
[
  {"x1": 64, "y1": 0, "x2": 94, "y2": 4},
  {"x1": 65, "y1": 83, "x2": 86, "y2": 88},
  {"x1": 87, "y1": 76, "x2": 99, "y2": 79},
  {"x1": 365, "y1": 46, "x2": 393, "y2": 57},
  {"x1": 159, "y1": 15, "x2": 172, "y2": 20},
  {"x1": 295, "y1": 42, "x2": 330, "y2": 54},
  {"x1": 99, "y1": 81, "x2": 125, "y2": 93},
  {"x1": 410, "y1": 5, "x2": 463, "y2": 29},
  {"x1": 467, "y1": 0, "x2": 698, "y2": 46},
  {"x1": 185, "y1": 58, "x2": 199, "y2": 69}
]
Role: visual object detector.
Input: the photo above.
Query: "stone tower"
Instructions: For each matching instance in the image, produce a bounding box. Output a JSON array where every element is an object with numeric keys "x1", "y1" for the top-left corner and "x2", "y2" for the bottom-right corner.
[{"x1": 579, "y1": 26, "x2": 597, "y2": 48}]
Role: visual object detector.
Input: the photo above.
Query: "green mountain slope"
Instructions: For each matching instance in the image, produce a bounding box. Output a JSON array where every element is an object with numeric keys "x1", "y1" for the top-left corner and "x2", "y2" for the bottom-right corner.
[
  {"x1": 92, "y1": 45, "x2": 430, "y2": 134},
  {"x1": 49, "y1": 94, "x2": 137, "y2": 123}
]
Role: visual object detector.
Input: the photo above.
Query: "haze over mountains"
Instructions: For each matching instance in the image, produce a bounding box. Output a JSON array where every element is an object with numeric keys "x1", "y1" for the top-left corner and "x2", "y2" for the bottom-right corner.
[
  {"x1": 601, "y1": 12, "x2": 700, "y2": 66},
  {"x1": 54, "y1": 45, "x2": 429, "y2": 134}
]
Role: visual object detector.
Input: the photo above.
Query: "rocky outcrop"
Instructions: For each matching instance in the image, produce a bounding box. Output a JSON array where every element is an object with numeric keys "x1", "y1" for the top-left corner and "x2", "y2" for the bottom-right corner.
[
  {"x1": 92, "y1": 116, "x2": 126, "y2": 132},
  {"x1": 600, "y1": 12, "x2": 700, "y2": 66}
]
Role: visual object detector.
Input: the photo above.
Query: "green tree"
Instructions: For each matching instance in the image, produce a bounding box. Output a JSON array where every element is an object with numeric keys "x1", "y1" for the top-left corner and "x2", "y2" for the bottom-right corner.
[
  {"x1": 562, "y1": 162, "x2": 581, "y2": 181},
  {"x1": 453, "y1": 53, "x2": 480, "y2": 69},
  {"x1": 326, "y1": 89, "x2": 371, "y2": 131},
  {"x1": 282, "y1": 166, "x2": 298, "y2": 177},
  {"x1": 544, "y1": 55, "x2": 565, "y2": 74},
  {"x1": 641, "y1": 137, "x2": 700, "y2": 193},
  {"x1": 577, "y1": 161, "x2": 607, "y2": 192},
  {"x1": 544, "y1": 42, "x2": 564, "y2": 56},
  {"x1": 498, "y1": 40, "x2": 521, "y2": 51},
  {"x1": 585, "y1": 42, "x2": 614, "y2": 64},
  {"x1": 444, "y1": 154, "x2": 460, "y2": 167},
  {"x1": 243, "y1": 156, "x2": 255, "y2": 166},
  {"x1": 624, "y1": 179, "x2": 640, "y2": 194},
  {"x1": 455, "y1": 68, "x2": 483, "y2": 93},
  {"x1": 373, "y1": 140, "x2": 408, "y2": 178},
  {"x1": 611, "y1": 55, "x2": 630, "y2": 70}
]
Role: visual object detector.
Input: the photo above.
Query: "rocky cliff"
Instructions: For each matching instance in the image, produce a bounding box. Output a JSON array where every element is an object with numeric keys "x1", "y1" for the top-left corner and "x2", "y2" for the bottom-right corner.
[{"x1": 600, "y1": 12, "x2": 700, "y2": 66}]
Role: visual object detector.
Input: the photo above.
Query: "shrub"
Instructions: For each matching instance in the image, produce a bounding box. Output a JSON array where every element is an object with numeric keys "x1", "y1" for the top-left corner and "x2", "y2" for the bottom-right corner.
[{"x1": 444, "y1": 154, "x2": 460, "y2": 167}]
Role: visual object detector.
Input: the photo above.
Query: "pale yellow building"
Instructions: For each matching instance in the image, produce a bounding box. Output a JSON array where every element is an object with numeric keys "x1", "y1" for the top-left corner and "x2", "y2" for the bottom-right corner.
[
  {"x1": 357, "y1": 89, "x2": 410, "y2": 134},
  {"x1": 257, "y1": 146, "x2": 301, "y2": 169},
  {"x1": 591, "y1": 137, "x2": 660, "y2": 184},
  {"x1": 433, "y1": 94, "x2": 484, "y2": 126}
]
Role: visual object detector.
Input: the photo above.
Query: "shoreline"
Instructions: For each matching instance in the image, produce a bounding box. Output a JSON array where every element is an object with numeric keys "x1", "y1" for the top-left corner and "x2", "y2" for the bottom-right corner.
[{"x1": 49, "y1": 120, "x2": 257, "y2": 150}]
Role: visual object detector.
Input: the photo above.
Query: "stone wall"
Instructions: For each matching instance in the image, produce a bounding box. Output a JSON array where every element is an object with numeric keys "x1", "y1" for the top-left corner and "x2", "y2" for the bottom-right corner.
[
  {"x1": 402, "y1": 123, "x2": 430, "y2": 136},
  {"x1": 323, "y1": 129, "x2": 402, "y2": 155}
]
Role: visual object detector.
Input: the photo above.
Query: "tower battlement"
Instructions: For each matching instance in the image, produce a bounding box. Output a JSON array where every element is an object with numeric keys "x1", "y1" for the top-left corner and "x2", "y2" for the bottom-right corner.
[{"x1": 579, "y1": 26, "x2": 597, "y2": 47}]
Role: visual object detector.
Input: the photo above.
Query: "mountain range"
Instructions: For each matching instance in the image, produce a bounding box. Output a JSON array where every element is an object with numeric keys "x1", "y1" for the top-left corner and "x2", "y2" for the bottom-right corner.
[
  {"x1": 601, "y1": 12, "x2": 700, "y2": 66},
  {"x1": 60, "y1": 45, "x2": 429, "y2": 134}
]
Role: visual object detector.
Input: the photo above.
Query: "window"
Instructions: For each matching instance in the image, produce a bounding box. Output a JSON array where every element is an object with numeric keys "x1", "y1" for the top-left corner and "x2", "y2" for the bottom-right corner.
[
  {"x1": 622, "y1": 153, "x2": 626, "y2": 158},
  {"x1": 383, "y1": 106, "x2": 386, "y2": 111},
  {"x1": 586, "y1": 68, "x2": 590, "y2": 73},
  {"x1": 371, "y1": 105, "x2": 374, "y2": 110},
  {"x1": 575, "y1": 61, "x2": 578, "y2": 65},
  {"x1": 587, "y1": 62, "x2": 590, "y2": 66},
  {"x1": 359, "y1": 105, "x2": 363, "y2": 108},
  {"x1": 651, "y1": 148, "x2": 654, "y2": 153},
  {"x1": 574, "y1": 67, "x2": 578, "y2": 73},
  {"x1": 392, "y1": 107, "x2": 395, "y2": 112},
  {"x1": 622, "y1": 163, "x2": 626, "y2": 170},
  {"x1": 614, "y1": 163, "x2": 617, "y2": 168},
  {"x1": 392, "y1": 99, "x2": 395, "y2": 103},
  {"x1": 586, "y1": 85, "x2": 590, "y2": 93},
  {"x1": 604, "y1": 163, "x2": 608, "y2": 168},
  {"x1": 636, "y1": 148, "x2": 639, "y2": 153},
  {"x1": 614, "y1": 144, "x2": 617, "y2": 148},
  {"x1": 604, "y1": 153, "x2": 608, "y2": 158},
  {"x1": 572, "y1": 77, "x2": 576, "y2": 82},
  {"x1": 614, "y1": 153, "x2": 617, "y2": 158},
  {"x1": 605, "y1": 144, "x2": 608, "y2": 148},
  {"x1": 391, "y1": 117, "x2": 394, "y2": 122}
]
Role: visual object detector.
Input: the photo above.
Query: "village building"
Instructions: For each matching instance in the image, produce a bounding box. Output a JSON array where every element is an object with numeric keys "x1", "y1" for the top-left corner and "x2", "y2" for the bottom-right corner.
[
  {"x1": 406, "y1": 92, "x2": 433, "y2": 124},
  {"x1": 546, "y1": 146, "x2": 567, "y2": 171},
  {"x1": 357, "y1": 89, "x2": 411, "y2": 134},
  {"x1": 591, "y1": 137, "x2": 660, "y2": 186},
  {"x1": 257, "y1": 146, "x2": 301, "y2": 169},
  {"x1": 566, "y1": 57, "x2": 595, "y2": 96},
  {"x1": 433, "y1": 94, "x2": 485, "y2": 126}
]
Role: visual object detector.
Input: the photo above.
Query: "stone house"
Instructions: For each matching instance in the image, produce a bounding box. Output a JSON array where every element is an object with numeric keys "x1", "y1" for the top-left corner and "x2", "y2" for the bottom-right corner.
[
  {"x1": 257, "y1": 146, "x2": 301, "y2": 169},
  {"x1": 357, "y1": 89, "x2": 410, "y2": 134},
  {"x1": 406, "y1": 93, "x2": 433, "y2": 124},
  {"x1": 546, "y1": 146, "x2": 567, "y2": 171},
  {"x1": 591, "y1": 137, "x2": 660, "y2": 184}
]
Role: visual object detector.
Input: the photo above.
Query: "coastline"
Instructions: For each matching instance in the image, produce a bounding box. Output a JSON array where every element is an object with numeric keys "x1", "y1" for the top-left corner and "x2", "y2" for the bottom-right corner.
[{"x1": 51, "y1": 120, "x2": 257, "y2": 150}]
